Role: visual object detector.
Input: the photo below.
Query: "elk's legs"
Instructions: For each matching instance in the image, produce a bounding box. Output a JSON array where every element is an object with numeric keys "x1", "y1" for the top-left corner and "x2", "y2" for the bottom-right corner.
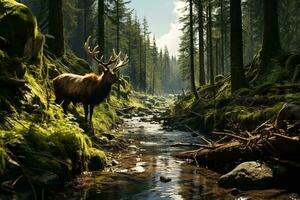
[
  {"x1": 89, "y1": 105, "x2": 94, "y2": 125},
  {"x1": 62, "y1": 100, "x2": 70, "y2": 114},
  {"x1": 83, "y1": 104, "x2": 89, "y2": 122}
]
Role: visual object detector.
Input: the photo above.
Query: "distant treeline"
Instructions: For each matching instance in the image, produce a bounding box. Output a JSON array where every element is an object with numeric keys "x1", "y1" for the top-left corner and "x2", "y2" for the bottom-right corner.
[{"x1": 19, "y1": 0, "x2": 186, "y2": 94}]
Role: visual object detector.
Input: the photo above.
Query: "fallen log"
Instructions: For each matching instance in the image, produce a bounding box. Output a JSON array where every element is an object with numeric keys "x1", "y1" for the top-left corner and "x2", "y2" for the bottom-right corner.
[{"x1": 176, "y1": 135, "x2": 300, "y2": 170}]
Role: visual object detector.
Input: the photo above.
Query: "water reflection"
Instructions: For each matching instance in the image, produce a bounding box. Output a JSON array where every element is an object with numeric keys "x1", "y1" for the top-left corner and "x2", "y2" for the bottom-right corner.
[
  {"x1": 63, "y1": 116, "x2": 292, "y2": 200},
  {"x1": 73, "y1": 116, "x2": 210, "y2": 200}
]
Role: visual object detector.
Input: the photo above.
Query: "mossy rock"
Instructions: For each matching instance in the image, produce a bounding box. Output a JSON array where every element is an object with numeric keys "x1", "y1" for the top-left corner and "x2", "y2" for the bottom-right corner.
[
  {"x1": 88, "y1": 148, "x2": 106, "y2": 171},
  {"x1": 0, "y1": 0, "x2": 38, "y2": 57}
]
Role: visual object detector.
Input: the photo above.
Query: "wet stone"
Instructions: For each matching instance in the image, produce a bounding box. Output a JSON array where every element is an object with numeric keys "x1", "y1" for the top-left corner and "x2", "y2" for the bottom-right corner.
[
  {"x1": 128, "y1": 145, "x2": 138, "y2": 150},
  {"x1": 229, "y1": 188, "x2": 240, "y2": 196},
  {"x1": 160, "y1": 176, "x2": 172, "y2": 183},
  {"x1": 112, "y1": 159, "x2": 119, "y2": 166}
]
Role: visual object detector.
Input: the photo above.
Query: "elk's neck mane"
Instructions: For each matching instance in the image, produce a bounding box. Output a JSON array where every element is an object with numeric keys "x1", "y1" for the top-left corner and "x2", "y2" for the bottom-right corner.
[{"x1": 83, "y1": 73, "x2": 112, "y2": 104}]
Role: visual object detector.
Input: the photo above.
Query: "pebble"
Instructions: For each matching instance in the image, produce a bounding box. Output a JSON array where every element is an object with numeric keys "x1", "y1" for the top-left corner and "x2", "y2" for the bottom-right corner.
[{"x1": 160, "y1": 176, "x2": 172, "y2": 183}]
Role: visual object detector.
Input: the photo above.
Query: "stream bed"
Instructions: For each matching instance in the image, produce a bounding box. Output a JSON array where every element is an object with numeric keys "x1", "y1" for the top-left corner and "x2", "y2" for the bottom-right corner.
[{"x1": 57, "y1": 114, "x2": 298, "y2": 200}]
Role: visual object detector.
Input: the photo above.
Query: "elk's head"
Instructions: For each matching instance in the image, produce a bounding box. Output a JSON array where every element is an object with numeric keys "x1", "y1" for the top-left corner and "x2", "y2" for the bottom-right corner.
[{"x1": 84, "y1": 36, "x2": 129, "y2": 84}]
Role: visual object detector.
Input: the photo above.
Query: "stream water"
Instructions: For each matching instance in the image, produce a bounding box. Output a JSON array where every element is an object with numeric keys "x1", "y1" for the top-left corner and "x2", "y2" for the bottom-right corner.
[{"x1": 57, "y1": 113, "x2": 297, "y2": 200}]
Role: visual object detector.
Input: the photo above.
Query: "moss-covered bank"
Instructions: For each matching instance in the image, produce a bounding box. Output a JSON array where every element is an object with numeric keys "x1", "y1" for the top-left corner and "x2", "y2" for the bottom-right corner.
[
  {"x1": 0, "y1": 1, "x2": 139, "y2": 198},
  {"x1": 168, "y1": 52, "x2": 300, "y2": 133}
]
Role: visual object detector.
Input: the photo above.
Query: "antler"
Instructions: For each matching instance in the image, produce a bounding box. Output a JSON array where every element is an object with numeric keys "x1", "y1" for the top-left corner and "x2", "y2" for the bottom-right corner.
[
  {"x1": 113, "y1": 49, "x2": 129, "y2": 72},
  {"x1": 83, "y1": 36, "x2": 101, "y2": 63},
  {"x1": 84, "y1": 36, "x2": 120, "y2": 71}
]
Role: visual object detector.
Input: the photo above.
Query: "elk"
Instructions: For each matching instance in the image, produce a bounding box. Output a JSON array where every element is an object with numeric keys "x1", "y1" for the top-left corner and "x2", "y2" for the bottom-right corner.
[{"x1": 53, "y1": 36, "x2": 129, "y2": 127}]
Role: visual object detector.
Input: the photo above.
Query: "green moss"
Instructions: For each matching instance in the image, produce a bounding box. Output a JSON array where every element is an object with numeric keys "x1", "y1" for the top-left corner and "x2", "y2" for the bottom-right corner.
[
  {"x1": 88, "y1": 148, "x2": 106, "y2": 170},
  {"x1": 220, "y1": 103, "x2": 284, "y2": 129},
  {"x1": 216, "y1": 82, "x2": 231, "y2": 100},
  {"x1": 285, "y1": 93, "x2": 300, "y2": 104},
  {"x1": 265, "y1": 63, "x2": 288, "y2": 84},
  {"x1": 60, "y1": 51, "x2": 91, "y2": 74},
  {"x1": 0, "y1": 1, "x2": 139, "y2": 189},
  {"x1": 24, "y1": 72, "x2": 48, "y2": 106}
]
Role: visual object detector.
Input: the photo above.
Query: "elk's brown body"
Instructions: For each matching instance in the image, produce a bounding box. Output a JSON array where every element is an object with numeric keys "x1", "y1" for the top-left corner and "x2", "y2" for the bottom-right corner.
[
  {"x1": 53, "y1": 36, "x2": 129, "y2": 128},
  {"x1": 53, "y1": 73, "x2": 111, "y2": 107}
]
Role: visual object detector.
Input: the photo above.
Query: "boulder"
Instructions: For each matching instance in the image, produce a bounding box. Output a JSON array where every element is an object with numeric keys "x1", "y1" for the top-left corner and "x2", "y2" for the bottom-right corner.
[
  {"x1": 218, "y1": 161, "x2": 275, "y2": 189},
  {"x1": 0, "y1": 0, "x2": 44, "y2": 78},
  {"x1": 88, "y1": 149, "x2": 106, "y2": 171},
  {"x1": 277, "y1": 103, "x2": 300, "y2": 121},
  {"x1": 0, "y1": 0, "x2": 42, "y2": 58}
]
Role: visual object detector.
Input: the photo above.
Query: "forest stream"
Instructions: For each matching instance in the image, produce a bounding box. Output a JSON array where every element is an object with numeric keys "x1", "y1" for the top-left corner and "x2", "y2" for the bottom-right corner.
[
  {"x1": 2, "y1": 1, "x2": 300, "y2": 199},
  {"x1": 55, "y1": 99, "x2": 298, "y2": 200}
]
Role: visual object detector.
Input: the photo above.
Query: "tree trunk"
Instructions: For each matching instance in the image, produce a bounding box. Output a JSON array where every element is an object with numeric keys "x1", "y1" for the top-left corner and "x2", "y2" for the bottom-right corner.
[
  {"x1": 208, "y1": 1, "x2": 214, "y2": 85},
  {"x1": 189, "y1": 0, "x2": 199, "y2": 99},
  {"x1": 220, "y1": 0, "x2": 225, "y2": 74},
  {"x1": 83, "y1": 0, "x2": 88, "y2": 41},
  {"x1": 249, "y1": 1, "x2": 255, "y2": 61},
  {"x1": 144, "y1": 44, "x2": 147, "y2": 93},
  {"x1": 98, "y1": 0, "x2": 105, "y2": 73},
  {"x1": 48, "y1": 0, "x2": 64, "y2": 57},
  {"x1": 230, "y1": 0, "x2": 247, "y2": 92},
  {"x1": 261, "y1": 0, "x2": 281, "y2": 68},
  {"x1": 152, "y1": 64, "x2": 155, "y2": 95},
  {"x1": 139, "y1": 36, "x2": 143, "y2": 91},
  {"x1": 224, "y1": 16, "x2": 228, "y2": 73},
  {"x1": 98, "y1": 0, "x2": 105, "y2": 55},
  {"x1": 215, "y1": 39, "x2": 219, "y2": 75},
  {"x1": 143, "y1": 35, "x2": 148, "y2": 93},
  {"x1": 197, "y1": 0, "x2": 206, "y2": 86},
  {"x1": 116, "y1": 0, "x2": 121, "y2": 97},
  {"x1": 206, "y1": 7, "x2": 210, "y2": 84}
]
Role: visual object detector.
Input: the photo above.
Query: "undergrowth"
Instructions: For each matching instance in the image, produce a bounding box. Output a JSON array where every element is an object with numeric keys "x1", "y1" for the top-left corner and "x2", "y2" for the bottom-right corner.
[{"x1": 170, "y1": 52, "x2": 300, "y2": 132}]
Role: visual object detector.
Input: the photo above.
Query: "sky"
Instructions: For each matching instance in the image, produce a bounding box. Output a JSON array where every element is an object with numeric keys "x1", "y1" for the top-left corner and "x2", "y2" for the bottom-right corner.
[{"x1": 128, "y1": 0, "x2": 186, "y2": 56}]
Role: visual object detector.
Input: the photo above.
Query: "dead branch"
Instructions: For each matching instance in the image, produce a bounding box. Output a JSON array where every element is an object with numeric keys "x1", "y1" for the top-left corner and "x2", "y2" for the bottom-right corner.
[
  {"x1": 213, "y1": 131, "x2": 249, "y2": 142},
  {"x1": 171, "y1": 143, "x2": 223, "y2": 149},
  {"x1": 0, "y1": 77, "x2": 28, "y2": 89},
  {"x1": 184, "y1": 125, "x2": 213, "y2": 145}
]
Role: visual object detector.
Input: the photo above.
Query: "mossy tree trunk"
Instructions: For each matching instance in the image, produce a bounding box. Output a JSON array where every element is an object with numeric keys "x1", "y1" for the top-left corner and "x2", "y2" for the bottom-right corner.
[
  {"x1": 189, "y1": 0, "x2": 199, "y2": 99},
  {"x1": 48, "y1": 0, "x2": 64, "y2": 57},
  {"x1": 260, "y1": 0, "x2": 282, "y2": 68},
  {"x1": 230, "y1": 0, "x2": 247, "y2": 92}
]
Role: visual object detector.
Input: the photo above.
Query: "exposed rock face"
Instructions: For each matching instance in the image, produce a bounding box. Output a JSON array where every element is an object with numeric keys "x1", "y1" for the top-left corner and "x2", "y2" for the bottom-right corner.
[{"x1": 218, "y1": 161, "x2": 274, "y2": 189}]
